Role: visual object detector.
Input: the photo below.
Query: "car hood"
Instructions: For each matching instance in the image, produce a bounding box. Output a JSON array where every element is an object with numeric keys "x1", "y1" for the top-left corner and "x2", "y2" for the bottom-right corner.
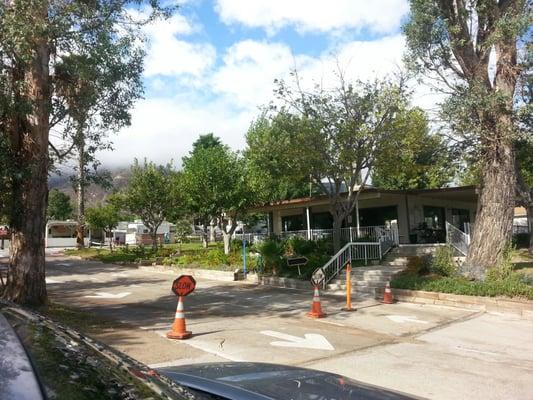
[{"x1": 158, "y1": 362, "x2": 420, "y2": 400}]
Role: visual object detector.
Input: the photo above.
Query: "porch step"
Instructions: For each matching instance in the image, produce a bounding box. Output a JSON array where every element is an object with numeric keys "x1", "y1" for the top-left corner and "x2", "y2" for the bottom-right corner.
[
  {"x1": 390, "y1": 244, "x2": 445, "y2": 257},
  {"x1": 328, "y1": 264, "x2": 404, "y2": 294}
]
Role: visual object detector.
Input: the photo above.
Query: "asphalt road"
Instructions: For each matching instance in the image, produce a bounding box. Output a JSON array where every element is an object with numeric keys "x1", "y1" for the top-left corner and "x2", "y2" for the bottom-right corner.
[{"x1": 45, "y1": 256, "x2": 533, "y2": 400}]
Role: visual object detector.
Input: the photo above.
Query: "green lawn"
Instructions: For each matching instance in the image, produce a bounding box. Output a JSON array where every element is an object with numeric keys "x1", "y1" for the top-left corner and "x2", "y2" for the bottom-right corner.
[{"x1": 64, "y1": 241, "x2": 255, "y2": 271}]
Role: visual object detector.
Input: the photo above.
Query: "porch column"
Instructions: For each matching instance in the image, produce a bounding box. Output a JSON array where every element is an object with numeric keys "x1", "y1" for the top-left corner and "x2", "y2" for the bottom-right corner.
[
  {"x1": 306, "y1": 207, "x2": 311, "y2": 240},
  {"x1": 355, "y1": 199, "x2": 360, "y2": 237}
]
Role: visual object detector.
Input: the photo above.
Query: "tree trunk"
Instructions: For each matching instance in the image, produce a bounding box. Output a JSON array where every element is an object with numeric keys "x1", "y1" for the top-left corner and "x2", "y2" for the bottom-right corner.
[
  {"x1": 76, "y1": 130, "x2": 86, "y2": 248},
  {"x1": 464, "y1": 141, "x2": 515, "y2": 279},
  {"x1": 526, "y1": 205, "x2": 533, "y2": 255},
  {"x1": 3, "y1": 29, "x2": 50, "y2": 305},
  {"x1": 222, "y1": 233, "x2": 231, "y2": 255},
  {"x1": 210, "y1": 220, "x2": 216, "y2": 242},
  {"x1": 150, "y1": 231, "x2": 158, "y2": 251},
  {"x1": 332, "y1": 216, "x2": 343, "y2": 253},
  {"x1": 108, "y1": 230, "x2": 113, "y2": 251},
  {"x1": 200, "y1": 224, "x2": 209, "y2": 248}
]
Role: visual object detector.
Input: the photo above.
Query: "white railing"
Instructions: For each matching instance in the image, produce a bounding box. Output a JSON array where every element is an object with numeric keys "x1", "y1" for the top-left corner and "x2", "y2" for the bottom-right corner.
[
  {"x1": 317, "y1": 238, "x2": 395, "y2": 289},
  {"x1": 233, "y1": 233, "x2": 268, "y2": 243},
  {"x1": 446, "y1": 222, "x2": 470, "y2": 256},
  {"x1": 279, "y1": 225, "x2": 399, "y2": 245}
]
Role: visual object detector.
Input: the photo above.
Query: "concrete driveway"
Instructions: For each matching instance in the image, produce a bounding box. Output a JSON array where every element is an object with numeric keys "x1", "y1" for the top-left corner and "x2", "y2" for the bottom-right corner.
[{"x1": 45, "y1": 256, "x2": 533, "y2": 400}]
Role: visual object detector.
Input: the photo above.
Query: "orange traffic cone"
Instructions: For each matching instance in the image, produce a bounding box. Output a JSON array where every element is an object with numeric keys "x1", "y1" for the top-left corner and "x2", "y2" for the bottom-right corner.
[
  {"x1": 307, "y1": 285, "x2": 326, "y2": 318},
  {"x1": 383, "y1": 281, "x2": 394, "y2": 304},
  {"x1": 167, "y1": 296, "x2": 192, "y2": 339}
]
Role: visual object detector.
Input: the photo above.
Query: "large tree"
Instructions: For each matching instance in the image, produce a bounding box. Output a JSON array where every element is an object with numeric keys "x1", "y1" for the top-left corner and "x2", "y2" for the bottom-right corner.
[
  {"x1": 0, "y1": 0, "x2": 168, "y2": 305},
  {"x1": 86, "y1": 203, "x2": 121, "y2": 251},
  {"x1": 403, "y1": 0, "x2": 531, "y2": 277},
  {"x1": 245, "y1": 113, "x2": 312, "y2": 203},
  {"x1": 181, "y1": 141, "x2": 253, "y2": 254},
  {"x1": 121, "y1": 159, "x2": 180, "y2": 251},
  {"x1": 273, "y1": 76, "x2": 410, "y2": 251},
  {"x1": 371, "y1": 108, "x2": 457, "y2": 190},
  {"x1": 55, "y1": 47, "x2": 143, "y2": 249},
  {"x1": 47, "y1": 189, "x2": 73, "y2": 221}
]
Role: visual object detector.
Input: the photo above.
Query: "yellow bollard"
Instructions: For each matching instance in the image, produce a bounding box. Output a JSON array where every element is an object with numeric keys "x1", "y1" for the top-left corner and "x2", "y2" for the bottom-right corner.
[{"x1": 342, "y1": 263, "x2": 356, "y2": 311}]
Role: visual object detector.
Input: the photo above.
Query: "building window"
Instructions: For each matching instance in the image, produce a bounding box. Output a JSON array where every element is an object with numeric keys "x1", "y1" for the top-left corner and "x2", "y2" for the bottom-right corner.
[
  {"x1": 281, "y1": 214, "x2": 304, "y2": 232},
  {"x1": 423, "y1": 206, "x2": 445, "y2": 230},
  {"x1": 357, "y1": 206, "x2": 398, "y2": 227},
  {"x1": 311, "y1": 212, "x2": 333, "y2": 229},
  {"x1": 451, "y1": 208, "x2": 470, "y2": 231}
]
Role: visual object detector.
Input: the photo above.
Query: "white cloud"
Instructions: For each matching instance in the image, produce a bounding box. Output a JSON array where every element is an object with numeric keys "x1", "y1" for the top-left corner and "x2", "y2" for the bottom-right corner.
[
  {"x1": 211, "y1": 40, "x2": 311, "y2": 109},
  {"x1": 142, "y1": 13, "x2": 216, "y2": 78},
  {"x1": 97, "y1": 95, "x2": 254, "y2": 168},
  {"x1": 211, "y1": 36, "x2": 407, "y2": 110},
  {"x1": 215, "y1": 0, "x2": 410, "y2": 34}
]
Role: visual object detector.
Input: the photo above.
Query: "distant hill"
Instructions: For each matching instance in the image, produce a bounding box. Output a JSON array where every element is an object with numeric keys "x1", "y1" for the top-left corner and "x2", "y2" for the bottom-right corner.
[{"x1": 48, "y1": 167, "x2": 131, "y2": 207}]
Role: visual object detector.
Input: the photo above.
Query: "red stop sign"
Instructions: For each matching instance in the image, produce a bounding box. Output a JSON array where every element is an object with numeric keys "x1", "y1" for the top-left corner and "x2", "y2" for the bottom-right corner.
[{"x1": 171, "y1": 275, "x2": 196, "y2": 297}]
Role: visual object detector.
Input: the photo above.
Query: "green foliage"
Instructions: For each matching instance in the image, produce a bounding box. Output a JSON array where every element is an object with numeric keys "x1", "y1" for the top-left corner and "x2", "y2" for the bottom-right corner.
[
  {"x1": 245, "y1": 112, "x2": 311, "y2": 202},
  {"x1": 257, "y1": 239, "x2": 285, "y2": 274},
  {"x1": 405, "y1": 255, "x2": 431, "y2": 275},
  {"x1": 430, "y1": 245, "x2": 457, "y2": 277},
  {"x1": 85, "y1": 204, "x2": 120, "y2": 233},
  {"x1": 181, "y1": 137, "x2": 255, "y2": 253},
  {"x1": 47, "y1": 189, "x2": 73, "y2": 221},
  {"x1": 517, "y1": 140, "x2": 533, "y2": 189},
  {"x1": 371, "y1": 108, "x2": 457, "y2": 189},
  {"x1": 267, "y1": 76, "x2": 414, "y2": 251},
  {"x1": 205, "y1": 248, "x2": 230, "y2": 267},
  {"x1": 391, "y1": 274, "x2": 533, "y2": 300},
  {"x1": 121, "y1": 159, "x2": 181, "y2": 248},
  {"x1": 174, "y1": 218, "x2": 192, "y2": 244},
  {"x1": 191, "y1": 133, "x2": 223, "y2": 153},
  {"x1": 285, "y1": 236, "x2": 316, "y2": 256},
  {"x1": 485, "y1": 244, "x2": 517, "y2": 282},
  {"x1": 0, "y1": 134, "x2": 13, "y2": 222}
]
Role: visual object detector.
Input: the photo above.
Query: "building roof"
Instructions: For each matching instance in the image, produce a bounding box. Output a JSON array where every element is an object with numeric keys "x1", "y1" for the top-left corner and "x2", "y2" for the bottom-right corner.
[{"x1": 253, "y1": 186, "x2": 478, "y2": 212}]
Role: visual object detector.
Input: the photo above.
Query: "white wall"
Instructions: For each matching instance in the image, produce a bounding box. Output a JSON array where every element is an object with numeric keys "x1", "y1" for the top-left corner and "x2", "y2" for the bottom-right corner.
[{"x1": 45, "y1": 237, "x2": 90, "y2": 248}]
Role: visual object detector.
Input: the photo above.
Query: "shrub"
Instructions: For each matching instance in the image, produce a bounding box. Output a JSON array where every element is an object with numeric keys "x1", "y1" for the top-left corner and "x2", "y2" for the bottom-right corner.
[
  {"x1": 485, "y1": 244, "x2": 516, "y2": 282},
  {"x1": 430, "y1": 245, "x2": 457, "y2": 277},
  {"x1": 257, "y1": 239, "x2": 284, "y2": 275},
  {"x1": 315, "y1": 239, "x2": 334, "y2": 256},
  {"x1": 405, "y1": 255, "x2": 431, "y2": 275},
  {"x1": 285, "y1": 236, "x2": 316, "y2": 256},
  {"x1": 391, "y1": 274, "x2": 533, "y2": 300},
  {"x1": 205, "y1": 248, "x2": 230, "y2": 266}
]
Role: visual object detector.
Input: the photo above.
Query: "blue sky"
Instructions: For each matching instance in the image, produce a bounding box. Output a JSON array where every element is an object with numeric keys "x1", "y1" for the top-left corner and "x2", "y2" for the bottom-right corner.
[{"x1": 96, "y1": 0, "x2": 428, "y2": 167}]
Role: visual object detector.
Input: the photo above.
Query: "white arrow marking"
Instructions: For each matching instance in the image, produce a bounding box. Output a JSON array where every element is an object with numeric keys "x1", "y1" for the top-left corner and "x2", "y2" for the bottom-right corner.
[
  {"x1": 45, "y1": 278, "x2": 61, "y2": 284},
  {"x1": 84, "y1": 292, "x2": 131, "y2": 299},
  {"x1": 260, "y1": 330, "x2": 334, "y2": 351},
  {"x1": 386, "y1": 315, "x2": 429, "y2": 324}
]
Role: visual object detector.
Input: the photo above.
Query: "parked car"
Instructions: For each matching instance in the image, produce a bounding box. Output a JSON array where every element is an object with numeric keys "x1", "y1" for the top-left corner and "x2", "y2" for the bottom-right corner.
[
  {"x1": 158, "y1": 362, "x2": 420, "y2": 400},
  {"x1": 0, "y1": 302, "x2": 420, "y2": 400}
]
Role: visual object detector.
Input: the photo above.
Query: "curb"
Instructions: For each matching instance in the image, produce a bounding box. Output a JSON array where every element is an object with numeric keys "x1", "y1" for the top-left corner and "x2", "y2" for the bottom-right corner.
[
  {"x1": 258, "y1": 276, "x2": 310, "y2": 290},
  {"x1": 138, "y1": 265, "x2": 259, "y2": 284},
  {"x1": 375, "y1": 287, "x2": 533, "y2": 318}
]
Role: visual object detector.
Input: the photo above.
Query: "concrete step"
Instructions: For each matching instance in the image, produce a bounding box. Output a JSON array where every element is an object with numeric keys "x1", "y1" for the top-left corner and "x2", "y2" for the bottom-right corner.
[
  {"x1": 330, "y1": 275, "x2": 392, "y2": 285},
  {"x1": 392, "y1": 244, "x2": 443, "y2": 256},
  {"x1": 326, "y1": 285, "x2": 379, "y2": 295}
]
